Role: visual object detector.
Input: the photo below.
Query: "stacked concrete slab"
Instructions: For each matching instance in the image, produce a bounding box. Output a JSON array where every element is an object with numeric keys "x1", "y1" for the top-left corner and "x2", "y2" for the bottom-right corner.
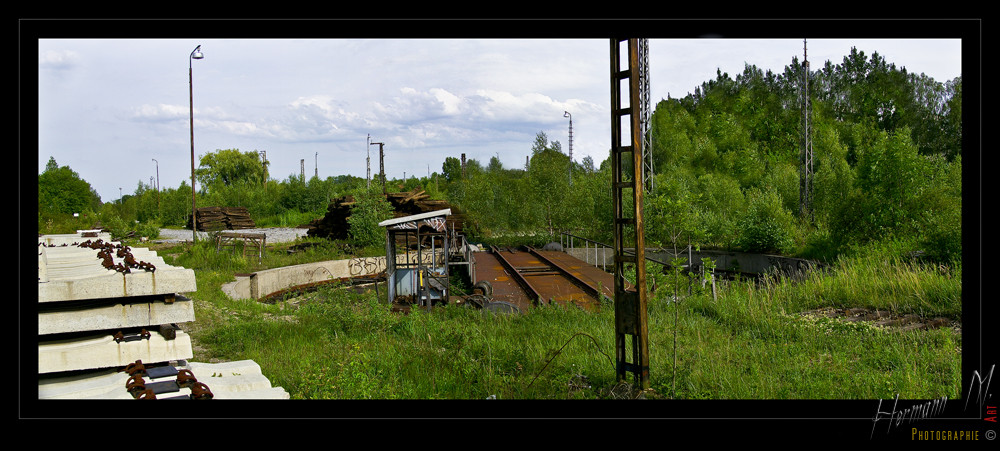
[{"x1": 37, "y1": 231, "x2": 288, "y2": 400}]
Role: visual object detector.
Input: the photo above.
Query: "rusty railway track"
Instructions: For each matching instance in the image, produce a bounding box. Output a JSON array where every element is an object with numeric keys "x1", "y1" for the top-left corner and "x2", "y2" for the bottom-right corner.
[{"x1": 476, "y1": 245, "x2": 614, "y2": 313}]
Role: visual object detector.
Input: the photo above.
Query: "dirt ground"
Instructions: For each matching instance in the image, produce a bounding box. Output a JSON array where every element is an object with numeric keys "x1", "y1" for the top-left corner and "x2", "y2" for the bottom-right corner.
[{"x1": 798, "y1": 307, "x2": 959, "y2": 332}]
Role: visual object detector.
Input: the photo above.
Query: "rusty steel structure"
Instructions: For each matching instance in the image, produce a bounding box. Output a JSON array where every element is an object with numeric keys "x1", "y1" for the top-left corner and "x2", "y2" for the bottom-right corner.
[
  {"x1": 474, "y1": 246, "x2": 615, "y2": 313},
  {"x1": 610, "y1": 38, "x2": 650, "y2": 389},
  {"x1": 799, "y1": 38, "x2": 814, "y2": 221}
]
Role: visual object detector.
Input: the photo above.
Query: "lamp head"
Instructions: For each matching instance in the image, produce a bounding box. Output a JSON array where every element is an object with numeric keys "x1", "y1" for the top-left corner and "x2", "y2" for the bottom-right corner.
[{"x1": 191, "y1": 45, "x2": 204, "y2": 60}]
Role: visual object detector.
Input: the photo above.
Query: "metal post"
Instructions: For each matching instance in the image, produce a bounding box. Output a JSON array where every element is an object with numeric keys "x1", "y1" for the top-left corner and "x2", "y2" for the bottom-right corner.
[
  {"x1": 188, "y1": 46, "x2": 202, "y2": 242},
  {"x1": 610, "y1": 38, "x2": 649, "y2": 390}
]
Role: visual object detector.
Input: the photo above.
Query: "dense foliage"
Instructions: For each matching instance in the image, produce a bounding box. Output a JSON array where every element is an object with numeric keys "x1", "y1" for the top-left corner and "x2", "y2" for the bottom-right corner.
[{"x1": 445, "y1": 48, "x2": 962, "y2": 264}]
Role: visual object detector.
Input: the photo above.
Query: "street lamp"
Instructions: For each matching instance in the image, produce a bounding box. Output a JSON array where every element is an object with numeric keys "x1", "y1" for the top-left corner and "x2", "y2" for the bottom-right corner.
[{"x1": 189, "y1": 45, "x2": 204, "y2": 242}]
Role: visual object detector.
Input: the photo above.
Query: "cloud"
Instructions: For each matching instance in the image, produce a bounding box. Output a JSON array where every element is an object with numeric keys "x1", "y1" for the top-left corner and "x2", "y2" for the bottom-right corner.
[{"x1": 38, "y1": 49, "x2": 81, "y2": 71}]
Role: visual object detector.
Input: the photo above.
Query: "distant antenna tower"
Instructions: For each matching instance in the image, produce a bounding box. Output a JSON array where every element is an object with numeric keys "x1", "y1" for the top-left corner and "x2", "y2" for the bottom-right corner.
[
  {"x1": 300, "y1": 159, "x2": 305, "y2": 180},
  {"x1": 366, "y1": 134, "x2": 372, "y2": 189},
  {"x1": 315, "y1": 152, "x2": 318, "y2": 179},
  {"x1": 799, "y1": 38, "x2": 814, "y2": 220},
  {"x1": 639, "y1": 38, "x2": 653, "y2": 193},
  {"x1": 564, "y1": 110, "x2": 573, "y2": 185}
]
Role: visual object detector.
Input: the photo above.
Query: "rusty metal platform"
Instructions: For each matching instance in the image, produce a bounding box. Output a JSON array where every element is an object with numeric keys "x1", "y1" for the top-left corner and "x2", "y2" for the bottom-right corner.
[{"x1": 471, "y1": 246, "x2": 616, "y2": 312}]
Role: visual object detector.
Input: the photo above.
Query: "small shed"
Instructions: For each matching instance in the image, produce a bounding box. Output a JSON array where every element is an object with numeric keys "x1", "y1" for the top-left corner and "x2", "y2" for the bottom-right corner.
[{"x1": 378, "y1": 209, "x2": 452, "y2": 310}]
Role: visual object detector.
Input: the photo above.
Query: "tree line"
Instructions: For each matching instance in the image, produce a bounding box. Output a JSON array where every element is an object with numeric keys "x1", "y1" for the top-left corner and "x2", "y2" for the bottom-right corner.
[{"x1": 38, "y1": 47, "x2": 962, "y2": 264}]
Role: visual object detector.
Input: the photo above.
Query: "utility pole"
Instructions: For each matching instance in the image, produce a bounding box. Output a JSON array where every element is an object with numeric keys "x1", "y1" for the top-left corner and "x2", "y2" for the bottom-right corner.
[
  {"x1": 610, "y1": 38, "x2": 650, "y2": 390},
  {"x1": 366, "y1": 134, "x2": 372, "y2": 189},
  {"x1": 370, "y1": 141, "x2": 385, "y2": 194},
  {"x1": 639, "y1": 38, "x2": 654, "y2": 193},
  {"x1": 315, "y1": 152, "x2": 318, "y2": 179},
  {"x1": 564, "y1": 111, "x2": 573, "y2": 186},
  {"x1": 799, "y1": 38, "x2": 814, "y2": 221}
]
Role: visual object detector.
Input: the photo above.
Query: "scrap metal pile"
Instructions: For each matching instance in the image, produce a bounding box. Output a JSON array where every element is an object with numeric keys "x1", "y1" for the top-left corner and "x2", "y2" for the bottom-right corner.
[
  {"x1": 304, "y1": 188, "x2": 465, "y2": 240},
  {"x1": 185, "y1": 206, "x2": 256, "y2": 231}
]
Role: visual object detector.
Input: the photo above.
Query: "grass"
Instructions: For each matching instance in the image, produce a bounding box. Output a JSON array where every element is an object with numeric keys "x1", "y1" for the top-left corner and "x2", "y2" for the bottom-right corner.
[{"x1": 150, "y1": 235, "x2": 962, "y2": 400}]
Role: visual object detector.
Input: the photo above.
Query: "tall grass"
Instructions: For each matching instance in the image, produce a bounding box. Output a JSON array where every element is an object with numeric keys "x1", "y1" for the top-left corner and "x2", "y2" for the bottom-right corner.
[{"x1": 169, "y1": 237, "x2": 961, "y2": 400}]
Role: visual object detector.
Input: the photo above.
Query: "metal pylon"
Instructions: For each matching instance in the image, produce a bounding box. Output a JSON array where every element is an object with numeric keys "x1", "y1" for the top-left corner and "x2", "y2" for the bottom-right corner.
[
  {"x1": 610, "y1": 38, "x2": 650, "y2": 390},
  {"x1": 799, "y1": 38, "x2": 814, "y2": 221},
  {"x1": 638, "y1": 38, "x2": 654, "y2": 193}
]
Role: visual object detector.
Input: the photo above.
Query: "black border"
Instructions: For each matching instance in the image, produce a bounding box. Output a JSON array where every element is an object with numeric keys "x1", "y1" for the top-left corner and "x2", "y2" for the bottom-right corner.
[{"x1": 19, "y1": 17, "x2": 988, "y2": 442}]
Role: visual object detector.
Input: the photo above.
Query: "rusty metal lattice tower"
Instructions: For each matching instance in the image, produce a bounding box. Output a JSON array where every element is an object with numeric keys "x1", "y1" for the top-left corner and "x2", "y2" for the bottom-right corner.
[
  {"x1": 638, "y1": 38, "x2": 654, "y2": 193},
  {"x1": 610, "y1": 38, "x2": 650, "y2": 389},
  {"x1": 799, "y1": 38, "x2": 814, "y2": 221}
]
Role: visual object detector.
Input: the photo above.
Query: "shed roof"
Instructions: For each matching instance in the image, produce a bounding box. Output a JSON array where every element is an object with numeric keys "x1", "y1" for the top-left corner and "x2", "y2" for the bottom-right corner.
[{"x1": 377, "y1": 208, "x2": 452, "y2": 228}]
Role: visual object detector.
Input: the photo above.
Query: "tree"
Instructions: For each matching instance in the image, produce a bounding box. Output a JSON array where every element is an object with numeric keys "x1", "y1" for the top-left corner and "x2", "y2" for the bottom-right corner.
[
  {"x1": 347, "y1": 187, "x2": 394, "y2": 249},
  {"x1": 38, "y1": 157, "x2": 102, "y2": 215},
  {"x1": 442, "y1": 156, "x2": 462, "y2": 182},
  {"x1": 196, "y1": 149, "x2": 268, "y2": 189}
]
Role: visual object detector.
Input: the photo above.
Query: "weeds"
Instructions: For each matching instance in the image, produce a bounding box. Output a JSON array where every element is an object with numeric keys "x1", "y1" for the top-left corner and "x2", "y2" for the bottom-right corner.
[{"x1": 171, "y1": 236, "x2": 961, "y2": 400}]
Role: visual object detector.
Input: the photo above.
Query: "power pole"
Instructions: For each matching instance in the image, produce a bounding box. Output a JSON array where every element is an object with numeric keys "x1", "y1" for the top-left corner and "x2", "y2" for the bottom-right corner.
[
  {"x1": 370, "y1": 141, "x2": 385, "y2": 194},
  {"x1": 366, "y1": 134, "x2": 372, "y2": 189},
  {"x1": 610, "y1": 38, "x2": 650, "y2": 391},
  {"x1": 639, "y1": 38, "x2": 654, "y2": 193},
  {"x1": 799, "y1": 38, "x2": 814, "y2": 221}
]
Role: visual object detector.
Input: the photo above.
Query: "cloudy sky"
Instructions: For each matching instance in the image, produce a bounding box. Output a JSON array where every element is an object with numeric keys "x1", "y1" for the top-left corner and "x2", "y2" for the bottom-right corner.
[{"x1": 30, "y1": 21, "x2": 968, "y2": 204}]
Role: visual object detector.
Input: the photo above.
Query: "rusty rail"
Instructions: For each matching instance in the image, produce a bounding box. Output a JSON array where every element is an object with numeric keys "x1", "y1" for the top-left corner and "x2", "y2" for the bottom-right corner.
[
  {"x1": 488, "y1": 245, "x2": 543, "y2": 305},
  {"x1": 524, "y1": 246, "x2": 605, "y2": 301}
]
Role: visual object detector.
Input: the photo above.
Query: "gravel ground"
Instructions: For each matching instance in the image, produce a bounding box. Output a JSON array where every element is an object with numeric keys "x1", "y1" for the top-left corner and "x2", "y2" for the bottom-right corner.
[{"x1": 155, "y1": 227, "x2": 310, "y2": 244}]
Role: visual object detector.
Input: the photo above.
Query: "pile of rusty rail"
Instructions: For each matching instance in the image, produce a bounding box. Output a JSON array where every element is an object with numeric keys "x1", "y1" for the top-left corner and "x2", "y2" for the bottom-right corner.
[
  {"x1": 186, "y1": 206, "x2": 255, "y2": 231},
  {"x1": 304, "y1": 188, "x2": 465, "y2": 240}
]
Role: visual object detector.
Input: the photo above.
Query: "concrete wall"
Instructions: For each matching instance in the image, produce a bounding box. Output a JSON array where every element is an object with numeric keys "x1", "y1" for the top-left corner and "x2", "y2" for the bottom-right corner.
[{"x1": 226, "y1": 252, "x2": 443, "y2": 300}]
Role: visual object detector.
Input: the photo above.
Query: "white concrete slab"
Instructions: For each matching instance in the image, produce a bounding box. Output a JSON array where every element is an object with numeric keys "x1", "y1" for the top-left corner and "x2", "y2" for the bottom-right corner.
[
  {"x1": 38, "y1": 331, "x2": 194, "y2": 374},
  {"x1": 38, "y1": 359, "x2": 289, "y2": 400},
  {"x1": 38, "y1": 296, "x2": 196, "y2": 335},
  {"x1": 39, "y1": 268, "x2": 197, "y2": 303}
]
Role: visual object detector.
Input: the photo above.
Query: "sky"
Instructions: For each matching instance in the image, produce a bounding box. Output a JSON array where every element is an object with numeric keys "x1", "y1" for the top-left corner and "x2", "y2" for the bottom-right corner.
[{"x1": 32, "y1": 26, "x2": 967, "y2": 204}]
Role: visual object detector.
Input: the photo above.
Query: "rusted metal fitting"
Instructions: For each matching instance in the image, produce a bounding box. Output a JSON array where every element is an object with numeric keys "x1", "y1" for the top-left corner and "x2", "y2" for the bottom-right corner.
[
  {"x1": 114, "y1": 329, "x2": 151, "y2": 343},
  {"x1": 134, "y1": 388, "x2": 156, "y2": 400},
  {"x1": 126, "y1": 373, "x2": 147, "y2": 396},
  {"x1": 176, "y1": 369, "x2": 197, "y2": 388},
  {"x1": 123, "y1": 360, "x2": 146, "y2": 376},
  {"x1": 190, "y1": 382, "x2": 214, "y2": 400}
]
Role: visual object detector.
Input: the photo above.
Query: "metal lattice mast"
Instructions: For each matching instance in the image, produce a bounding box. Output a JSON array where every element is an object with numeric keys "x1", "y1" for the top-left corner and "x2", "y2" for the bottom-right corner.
[
  {"x1": 610, "y1": 38, "x2": 650, "y2": 390},
  {"x1": 799, "y1": 38, "x2": 814, "y2": 220},
  {"x1": 639, "y1": 39, "x2": 654, "y2": 193}
]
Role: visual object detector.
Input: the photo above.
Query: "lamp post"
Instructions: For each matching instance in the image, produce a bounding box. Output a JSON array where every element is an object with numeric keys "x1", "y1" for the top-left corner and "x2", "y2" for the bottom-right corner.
[
  {"x1": 189, "y1": 45, "x2": 204, "y2": 242},
  {"x1": 564, "y1": 110, "x2": 573, "y2": 185}
]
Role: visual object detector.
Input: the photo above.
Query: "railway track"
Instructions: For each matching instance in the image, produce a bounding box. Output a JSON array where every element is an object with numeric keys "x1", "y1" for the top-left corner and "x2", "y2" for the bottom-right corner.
[{"x1": 473, "y1": 245, "x2": 616, "y2": 313}]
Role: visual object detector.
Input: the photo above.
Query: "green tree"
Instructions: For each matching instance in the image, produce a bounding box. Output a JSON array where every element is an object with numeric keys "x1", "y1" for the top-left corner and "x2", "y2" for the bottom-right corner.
[
  {"x1": 38, "y1": 157, "x2": 102, "y2": 215},
  {"x1": 442, "y1": 157, "x2": 462, "y2": 182},
  {"x1": 347, "y1": 187, "x2": 394, "y2": 249},
  {"x1": 196, "y1": 148, "x2": 268, "y2": 189}
]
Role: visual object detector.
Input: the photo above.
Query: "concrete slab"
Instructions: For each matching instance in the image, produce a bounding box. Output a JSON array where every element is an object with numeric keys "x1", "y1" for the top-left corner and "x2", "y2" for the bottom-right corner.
[
  {"x1": 39, "y1": 268, "x2": 197, "y2": 303},
  {"x1": 38, "y1": 296, "x2": 196, "y2": 335},
  {"x1": 38, "y1": 359, "x2": 289, "y2": 400},
  {"x1": 38, "y1": 330, "x2": 193, "y2": 374}
]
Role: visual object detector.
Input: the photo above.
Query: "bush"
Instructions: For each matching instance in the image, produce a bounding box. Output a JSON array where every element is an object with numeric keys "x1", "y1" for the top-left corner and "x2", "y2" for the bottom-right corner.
[
  {"x1": 347, "y1": 188, "x2": 394, "y2": 248},
  {"x1": 735, "y1": 187, "x2": 796, "y2": 254}
]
